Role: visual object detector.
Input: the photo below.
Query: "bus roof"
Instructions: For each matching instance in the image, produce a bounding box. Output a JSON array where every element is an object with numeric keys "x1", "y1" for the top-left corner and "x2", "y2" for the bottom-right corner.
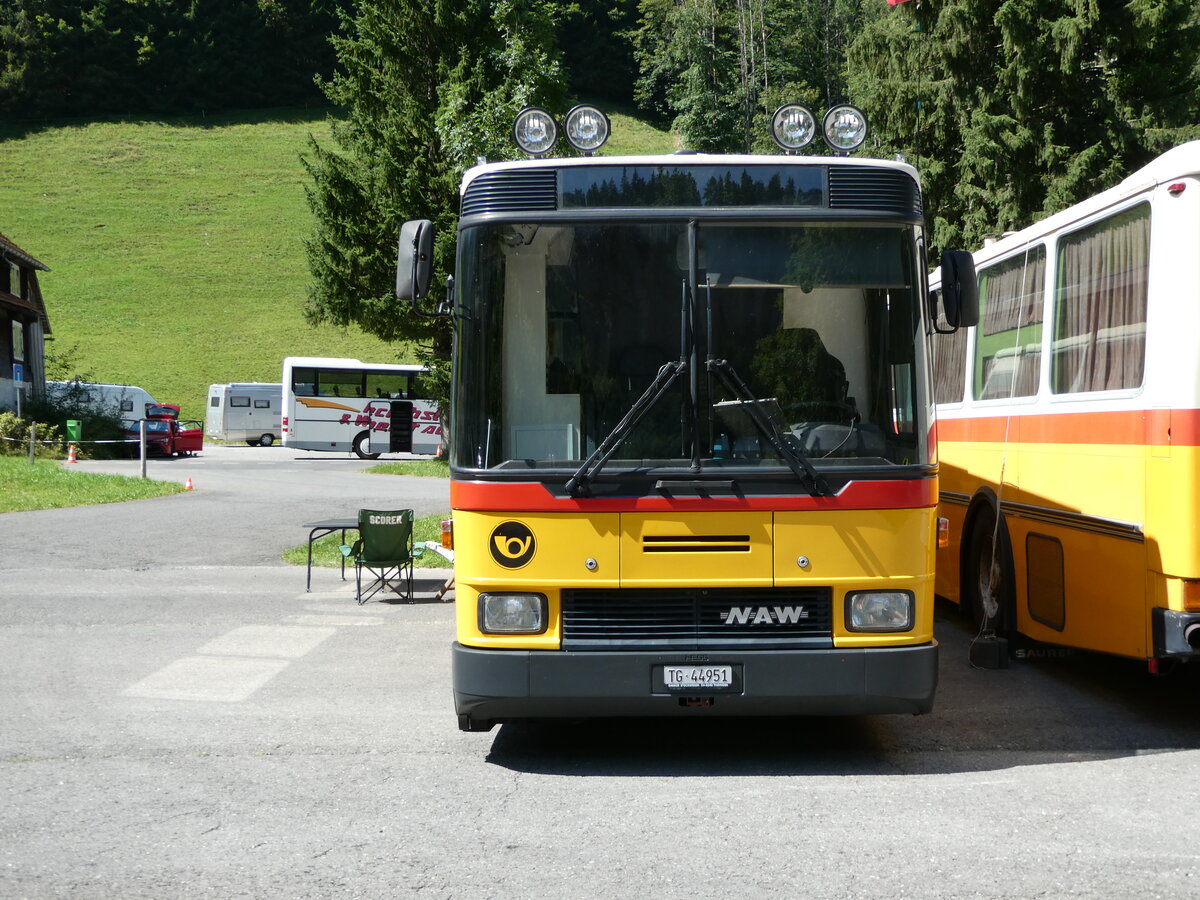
[
  {"x1": 282, "y1": 356, "x2": 426, "y2": 373},
  {"x1": 950, "y1": 140, "x2": 1200, "y2": 271},
  {"x1": 460, "y1": 152, "x2": 921, "y2": 195}
]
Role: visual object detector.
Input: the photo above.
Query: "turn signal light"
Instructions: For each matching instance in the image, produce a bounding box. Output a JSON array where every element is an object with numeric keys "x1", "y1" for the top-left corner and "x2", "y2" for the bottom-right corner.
[{"x1": 1183, "y1": 580, "x2": 1200, "y2": 612}]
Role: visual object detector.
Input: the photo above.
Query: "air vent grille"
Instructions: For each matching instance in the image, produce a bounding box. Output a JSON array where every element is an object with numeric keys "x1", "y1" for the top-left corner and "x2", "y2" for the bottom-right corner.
[
  {"x1": 828, "y1": 166, "x2": 922, "y2": 216},
  {"x1": 461, "y1": 170, "x2": 558, "y2": 216},
  {"x1": 642, "y1": 534, "x2": 750, "y2": 553}
]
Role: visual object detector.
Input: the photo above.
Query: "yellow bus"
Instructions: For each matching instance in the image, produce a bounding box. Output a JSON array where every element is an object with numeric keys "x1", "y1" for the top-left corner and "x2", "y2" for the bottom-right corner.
[
  {"x1": 930, "y1": 141, "x2": 1200, "y2": 671},
  {"x1": 400, "y1": 104, "x2": 977, "y2": 731}
]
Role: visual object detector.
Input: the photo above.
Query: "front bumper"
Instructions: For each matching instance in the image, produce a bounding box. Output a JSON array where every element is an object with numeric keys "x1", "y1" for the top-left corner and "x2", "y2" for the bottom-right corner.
[{"x1": 452, "y1": 640, "x2": 938, "y2": 730}]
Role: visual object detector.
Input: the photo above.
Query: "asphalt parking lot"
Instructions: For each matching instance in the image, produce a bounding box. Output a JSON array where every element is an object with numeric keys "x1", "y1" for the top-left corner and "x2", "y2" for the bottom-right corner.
[{"x1": 2, "y1": 443, "x2": 1200, "y2": 898}]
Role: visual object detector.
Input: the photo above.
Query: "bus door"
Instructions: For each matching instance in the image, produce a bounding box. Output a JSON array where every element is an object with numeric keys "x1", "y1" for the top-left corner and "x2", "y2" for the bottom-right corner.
[{"x1": 368, "y1": 400, "x2": 413, "y2": 455}]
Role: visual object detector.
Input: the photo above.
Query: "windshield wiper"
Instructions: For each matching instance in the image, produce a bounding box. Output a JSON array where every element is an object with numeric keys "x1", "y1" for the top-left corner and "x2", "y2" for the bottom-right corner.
[
  {"x1": 707, "y1": 358, "x2": 830, "y2": 496},
  {"x1": 565, "y1": 359, "x2": 687, "y2": 497}
]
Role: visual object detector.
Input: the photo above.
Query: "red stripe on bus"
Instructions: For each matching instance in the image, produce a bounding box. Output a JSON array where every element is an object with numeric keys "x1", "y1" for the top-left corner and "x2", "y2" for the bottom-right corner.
[
  {"x1": 936, "y1": 409, "x2": 1200, "y2": 447},
  {"x1": 450, "y1": 478, "x2": 936, "y2": 512}
]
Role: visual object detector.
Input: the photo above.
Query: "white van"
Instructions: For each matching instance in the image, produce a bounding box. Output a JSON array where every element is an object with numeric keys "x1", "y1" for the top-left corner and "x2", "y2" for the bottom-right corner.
[
  {"x1": 46, "y1": 380, "x2": 156, "y2": 426},
  {"x1": 206, "y1": 383, "x2": 282, "y2": 446}
]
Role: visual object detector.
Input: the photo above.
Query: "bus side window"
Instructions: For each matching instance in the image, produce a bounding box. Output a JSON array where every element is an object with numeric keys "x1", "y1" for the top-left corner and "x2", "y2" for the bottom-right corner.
[
  {"x1": 932, "y1": 307, "x2": 968, "y2": 405},
  {"x1": 1051, "y1": 204, "x2": 1149, "y2": 394},
  {"x1": 292, "y1": 367, "x2": 316, "y2": 397}
]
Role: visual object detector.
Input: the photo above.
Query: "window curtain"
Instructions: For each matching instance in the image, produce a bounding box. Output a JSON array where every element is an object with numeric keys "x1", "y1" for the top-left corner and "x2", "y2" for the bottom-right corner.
[
  {"x1": 932, "y1": 316, "x2": 967, "y2": 405},
  {"x1": 1053, "y1": 205, "x2": 1149, "y2": 394}
]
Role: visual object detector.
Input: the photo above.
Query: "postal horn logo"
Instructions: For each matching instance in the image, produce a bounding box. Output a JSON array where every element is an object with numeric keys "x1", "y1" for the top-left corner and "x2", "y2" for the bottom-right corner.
[{"x1": 489, "y1": 521, "x2": 536, "y2": 568}]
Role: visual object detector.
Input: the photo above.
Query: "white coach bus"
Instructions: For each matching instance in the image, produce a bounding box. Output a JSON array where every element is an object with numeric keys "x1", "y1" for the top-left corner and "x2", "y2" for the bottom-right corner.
[{"x1": 281, "y1": 356, "x2": 442, "y2": 459}]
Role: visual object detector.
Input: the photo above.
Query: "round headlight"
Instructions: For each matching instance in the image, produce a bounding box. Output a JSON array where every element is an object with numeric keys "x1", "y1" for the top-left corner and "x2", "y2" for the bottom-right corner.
[
  {"x1": 770, "y1": 103, "x2": 816, "y2": 151},
  {"x1": 564, "y1": 104, "x2": 610, "y2": 153},
  {"x1": 513, "y1": 107, "x2": 557, "y2": 156},
  {"x1": 822, "y1": 104, "x2": 868, "y2": 152}
]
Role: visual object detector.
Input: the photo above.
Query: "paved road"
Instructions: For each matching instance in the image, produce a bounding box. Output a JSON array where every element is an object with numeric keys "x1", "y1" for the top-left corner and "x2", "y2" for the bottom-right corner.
[
  {"x1": 3, "y1": 443, "x2": 451, "y2": 568},
  {"x1": 3, "y1": 445, "x2": 1200, "y2": 898}
]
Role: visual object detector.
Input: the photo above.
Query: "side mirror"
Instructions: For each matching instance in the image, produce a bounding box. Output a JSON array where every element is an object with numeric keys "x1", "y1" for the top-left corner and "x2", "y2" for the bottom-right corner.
[
  {"x1": 937, "y1": 249, "x2": 979, "y2": 330},
  {"x1": 396, "y1": 219, "x2": 434, "y2": 302}
]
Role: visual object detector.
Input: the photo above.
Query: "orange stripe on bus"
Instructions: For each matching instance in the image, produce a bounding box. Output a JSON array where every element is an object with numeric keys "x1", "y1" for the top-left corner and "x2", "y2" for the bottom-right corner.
[
  {"x1": 936, "y1": 408, "x2": 1200, "y2": 446},
  {"x1": 296, "y1": 397, "x2": 361, "y2": 413}
]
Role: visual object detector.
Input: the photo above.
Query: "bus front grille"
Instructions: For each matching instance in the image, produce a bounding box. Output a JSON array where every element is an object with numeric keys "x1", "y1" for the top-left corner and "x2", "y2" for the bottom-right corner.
[{"x1": 561, "y1": 587, "x2": 833, "y2": 650}]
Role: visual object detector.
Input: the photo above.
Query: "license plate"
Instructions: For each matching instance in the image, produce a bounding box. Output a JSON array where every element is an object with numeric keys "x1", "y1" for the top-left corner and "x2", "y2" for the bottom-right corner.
[{"x1": 661, "y1": 664, "x2": 734, "y2": 690}]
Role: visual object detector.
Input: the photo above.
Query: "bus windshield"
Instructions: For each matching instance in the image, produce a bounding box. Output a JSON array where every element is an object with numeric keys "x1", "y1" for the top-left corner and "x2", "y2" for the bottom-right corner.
[{"x1": 454, "y1": 219, "x2": 927, "y2": 476}]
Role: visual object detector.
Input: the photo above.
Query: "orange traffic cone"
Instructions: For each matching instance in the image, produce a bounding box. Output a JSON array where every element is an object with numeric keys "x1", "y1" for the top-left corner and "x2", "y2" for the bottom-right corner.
[
  {"x1": 184, "y1": 477, "x2": 194, "y2": 491},
  {"x1": 66, "y1": 443, "x2": 78, "y2": 464}
]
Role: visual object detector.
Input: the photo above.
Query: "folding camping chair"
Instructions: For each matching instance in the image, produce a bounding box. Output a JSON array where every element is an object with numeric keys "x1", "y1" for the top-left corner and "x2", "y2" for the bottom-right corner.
[{"x1": 340, "y1": 508, "x2": 419, "y2": 604}]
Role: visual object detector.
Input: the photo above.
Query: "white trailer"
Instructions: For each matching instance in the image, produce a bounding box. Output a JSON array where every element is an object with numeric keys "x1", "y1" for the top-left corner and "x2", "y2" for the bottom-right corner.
[
  {"x1": 205, "y1": 382, "x2": 283, "y2": 446},
  {"x1": 46, "y1": 380, "x2": 156, "y2": 427}
]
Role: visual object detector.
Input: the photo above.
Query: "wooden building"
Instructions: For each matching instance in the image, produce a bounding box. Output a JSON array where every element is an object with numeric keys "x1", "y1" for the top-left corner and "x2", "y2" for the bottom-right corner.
[{"x1": 0, "y1": 233, "x2": 52, "y2": 414}]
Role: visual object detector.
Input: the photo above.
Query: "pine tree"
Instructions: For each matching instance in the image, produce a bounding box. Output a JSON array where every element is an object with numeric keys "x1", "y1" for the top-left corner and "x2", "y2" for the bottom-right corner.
[
  {"x1": 634, "y1": 0, "x2": 872, "y2": 154},
  {"x1": 635, "y1": 0, "x2": 742, "y2": 151},
  {"x1": 849, "y1": 0, "x2": 1200, "y2": 255},
  {"x1": 301, "y1": 0, "x2": 567, "y2": 361}
]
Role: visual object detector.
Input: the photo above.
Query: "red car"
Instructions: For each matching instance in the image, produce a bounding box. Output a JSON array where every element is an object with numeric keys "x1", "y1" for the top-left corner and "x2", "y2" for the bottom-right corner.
[{"x1": 128, "y1": 406, "x2": 204, "y2": 456}]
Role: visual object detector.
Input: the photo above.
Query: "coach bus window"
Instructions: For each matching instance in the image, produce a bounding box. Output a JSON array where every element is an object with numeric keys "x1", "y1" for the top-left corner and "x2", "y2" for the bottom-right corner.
[
  {"x1": 975, "y1": 246, "x2": 1046, "y2": 400},
  {"x1": 931, "y1": 292, "x2": 967, "y2": 405},
  {"x1": 1052, "y1": 204, "x2": 1149, "y2": 394},
  {"x1": 292, "y1": 368, "x2": 316, "y2": 397},
  {"x1": 318, "y1": 369, "x2": 362, "y2": 399},
  {"x1": 366, "y1": 372, "x2": 408, "y2": 398}
]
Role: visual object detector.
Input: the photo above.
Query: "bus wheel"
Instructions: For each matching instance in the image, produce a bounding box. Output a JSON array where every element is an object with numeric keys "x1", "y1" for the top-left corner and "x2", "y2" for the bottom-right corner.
[
  {"x1": 964, "y1": 509, "x2": 1014, "y2": 636},
  {"x1": 258, "y1": 434, "x2": 274, "y2": 447},
  {"x1": 353, "y1": 431, "x2": 381, "y2": 460}
]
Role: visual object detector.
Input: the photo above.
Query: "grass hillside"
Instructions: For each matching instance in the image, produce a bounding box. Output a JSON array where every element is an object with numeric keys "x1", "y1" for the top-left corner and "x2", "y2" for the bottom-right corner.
[
  {"x1": 1, "y1": 107, "x2": 674, "y2": 419},
  {"x1": 1, "y1": 109, "x2": 396, "y2": 419}
]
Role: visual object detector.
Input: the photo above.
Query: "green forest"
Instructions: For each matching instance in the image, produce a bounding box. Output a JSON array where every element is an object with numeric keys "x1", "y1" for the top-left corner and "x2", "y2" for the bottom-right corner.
[{"x1": 3, "y1": 0, "x2": 1199, "y2": 374}]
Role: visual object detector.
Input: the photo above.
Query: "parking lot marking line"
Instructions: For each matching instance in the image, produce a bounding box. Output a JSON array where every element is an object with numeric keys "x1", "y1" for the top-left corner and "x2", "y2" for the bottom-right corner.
[
  {"x1": 196, "y1": 625, "x2": 335, "y2": 659},
  {"x1": 284, "y1": 614, "x2": 383, "y2": 627},
  {"x1": 302, "y1": 603, "x2": 381, "y2": 614},
  {"x1": 123, "y1": 656, "x2": 290, "y2": 702}
]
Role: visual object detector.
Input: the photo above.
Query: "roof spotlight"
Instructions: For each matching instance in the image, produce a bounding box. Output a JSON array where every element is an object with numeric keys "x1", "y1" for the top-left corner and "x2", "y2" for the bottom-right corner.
[
  {"x1": 770, "y1": 103, "x2": 816, "y2": 152},
  {"x1": 823, "y1": 104, "x2": 868, "y2": 153},
  {"x1": 564, "y1": 104, "x2": 610, "y2": 153},
  {"x1": 513, "y1": 107, "x2": 557, "y2": 156}
]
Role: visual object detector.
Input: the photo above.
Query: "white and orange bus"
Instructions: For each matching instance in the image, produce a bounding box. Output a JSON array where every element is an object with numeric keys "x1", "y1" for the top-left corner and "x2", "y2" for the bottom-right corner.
[
  {"x1": 930, "y1": 141, "x2": 1200, "y2": 669},
  {"x1": 398, "y1": 103, "x2": 978, "y2": 731},
  {"x1": 281, "y1": 357, "x2": 442, "y2": 458}
]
